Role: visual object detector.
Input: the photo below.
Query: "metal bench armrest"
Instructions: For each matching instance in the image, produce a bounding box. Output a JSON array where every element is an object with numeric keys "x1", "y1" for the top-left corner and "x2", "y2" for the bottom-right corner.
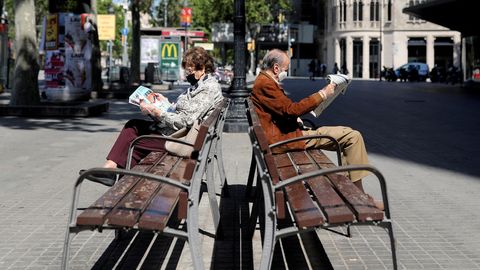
[
  {"x1": 269, "y1": 135, "x2": 343, "y2": 166},
  {"x1": 127, "y1": 135, "x2": 194, "y2": 169},
  {"x1": 273, "y1": 164, "x2": 391, "y2": 218},
  {"x1": 77, "y1": 168, "x2": 190, "y2": 190}
]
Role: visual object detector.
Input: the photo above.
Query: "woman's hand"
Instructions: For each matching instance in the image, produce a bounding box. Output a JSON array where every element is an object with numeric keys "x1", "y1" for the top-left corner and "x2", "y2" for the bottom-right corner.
[{"x1": 139, "y1": 99, "x2": 160, "y2": 118}]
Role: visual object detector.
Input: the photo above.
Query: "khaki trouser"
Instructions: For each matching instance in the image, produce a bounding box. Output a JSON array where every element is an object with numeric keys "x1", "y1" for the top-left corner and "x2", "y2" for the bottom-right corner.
[{"x1": 303, "y1": 126, "x2": 370, "y2": 182}]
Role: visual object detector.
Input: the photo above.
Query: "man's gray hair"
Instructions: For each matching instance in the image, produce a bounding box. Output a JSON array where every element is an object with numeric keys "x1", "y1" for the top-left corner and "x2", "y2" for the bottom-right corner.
[{"x1": 261, "y1": 49, "x2": 288, "y2": 70}]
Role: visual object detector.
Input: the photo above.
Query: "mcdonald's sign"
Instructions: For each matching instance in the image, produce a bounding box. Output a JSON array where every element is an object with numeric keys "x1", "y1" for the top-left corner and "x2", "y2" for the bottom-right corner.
[
  {"x1": 161, "y1": 43, "x2": 178, "y2": 59},
  {"x1": 160, "y1": 42, "x2": 180, "y2": 81}
]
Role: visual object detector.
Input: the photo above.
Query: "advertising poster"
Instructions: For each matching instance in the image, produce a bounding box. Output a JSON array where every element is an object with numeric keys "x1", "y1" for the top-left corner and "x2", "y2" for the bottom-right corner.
[
  {"x1": 44, "y1": 50, "x2": 65, "y2": 88},
  {"x1": 45, "y1": 14, "x2": 58, "y2": 50},
  {"x1": 141, "y1": 37, "x2": 160, "y2": 64},
  {"x1": 42, "y1": 13, "x2": 92, "y2": 102},
  {"x1": 64, "y1": 14, "x2": 92, "y2": 92}
]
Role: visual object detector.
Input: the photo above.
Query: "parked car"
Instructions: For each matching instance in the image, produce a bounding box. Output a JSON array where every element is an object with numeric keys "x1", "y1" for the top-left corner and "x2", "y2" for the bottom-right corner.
[{"x1": 395, "y1": 62, "x2": 429, "y2": 82}]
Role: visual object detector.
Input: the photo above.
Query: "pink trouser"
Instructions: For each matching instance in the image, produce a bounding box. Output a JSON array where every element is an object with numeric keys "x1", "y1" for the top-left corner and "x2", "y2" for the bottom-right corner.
[{"x1": 107, "y1": 119, "x2": 166, "y2": 168}]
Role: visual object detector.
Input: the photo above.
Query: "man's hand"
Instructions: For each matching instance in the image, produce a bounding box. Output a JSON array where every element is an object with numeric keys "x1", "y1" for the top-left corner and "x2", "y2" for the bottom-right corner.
[{"x1": 318, "y1": 83, "x2": 336, "y2": 100}]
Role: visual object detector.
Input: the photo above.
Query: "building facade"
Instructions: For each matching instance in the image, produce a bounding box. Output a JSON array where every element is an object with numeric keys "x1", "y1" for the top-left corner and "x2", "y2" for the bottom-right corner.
[{"x1": 324, "y1": 0, "x2": 461, "y2": 79}]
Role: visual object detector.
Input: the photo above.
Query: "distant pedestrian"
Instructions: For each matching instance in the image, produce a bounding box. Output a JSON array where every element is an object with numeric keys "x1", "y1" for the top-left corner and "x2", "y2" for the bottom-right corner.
[
  {"x1": 333, "y1": 62, "x2": 339, "y2": 74},
  {"x1": 321, "y1": 63, "x2": 327, "y2": 78}
]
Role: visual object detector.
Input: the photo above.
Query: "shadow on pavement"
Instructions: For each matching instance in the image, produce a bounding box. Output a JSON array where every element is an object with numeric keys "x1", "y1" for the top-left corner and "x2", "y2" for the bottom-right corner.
[
  {"x1": 222, "y1": 184, "x2": 333, "y2": 270},
  {"x1": 92, "y1": 225, "x2": 184, "y2": 269}
]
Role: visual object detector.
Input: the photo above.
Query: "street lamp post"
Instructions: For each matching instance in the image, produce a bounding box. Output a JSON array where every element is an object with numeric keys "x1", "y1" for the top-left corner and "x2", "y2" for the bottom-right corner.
[
  {"x1": 379, "y1": 0, "x2": 383, "y2": 81},
  {"x1": 223, "y1": 0, "x2": 249, "y2": 132},
  {"x1": 122, "y1": 2, "x2": 128, "y2": 66}
]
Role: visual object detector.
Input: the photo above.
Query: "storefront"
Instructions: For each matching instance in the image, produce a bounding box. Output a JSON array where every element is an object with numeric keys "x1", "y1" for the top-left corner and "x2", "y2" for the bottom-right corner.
[{"x1": 404, "y1": 0, "x2": 479, "y2": 81}]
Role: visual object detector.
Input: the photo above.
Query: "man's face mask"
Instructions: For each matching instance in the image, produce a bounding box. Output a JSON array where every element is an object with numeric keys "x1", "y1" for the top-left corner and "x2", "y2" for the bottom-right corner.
[{"x1": 278, "y1": 70, "x2": 288, "y2": 82}]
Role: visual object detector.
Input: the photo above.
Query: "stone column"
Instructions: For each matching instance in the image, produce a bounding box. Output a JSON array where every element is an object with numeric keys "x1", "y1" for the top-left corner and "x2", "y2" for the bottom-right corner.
[
  {"x1": 453, "y1": 34, "x2": 461, "y2": 68},
  {"x1": 426, "y1": 35, "x2": 435, "y2": 69},
  {"x1": 346, "y1": 36, "x2": 353, "y2": 77},
  {"x1": 363, "y1": 36, "x2": 370, "y2": 79},
  {"x1": 335, "y1": 38, "x2": 341, "y2": 69}
]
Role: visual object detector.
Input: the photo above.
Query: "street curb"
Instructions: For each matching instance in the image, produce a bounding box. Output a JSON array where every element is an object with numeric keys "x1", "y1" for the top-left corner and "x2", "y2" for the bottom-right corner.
[{"x1": 0, "y1": 100, "x2": 109, "y2": 117}]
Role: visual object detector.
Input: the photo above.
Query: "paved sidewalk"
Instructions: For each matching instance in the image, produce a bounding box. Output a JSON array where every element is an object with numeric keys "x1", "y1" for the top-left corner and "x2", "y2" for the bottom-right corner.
[{"x1": 0, "y1": 80, "x2": 479, "y2": 269}]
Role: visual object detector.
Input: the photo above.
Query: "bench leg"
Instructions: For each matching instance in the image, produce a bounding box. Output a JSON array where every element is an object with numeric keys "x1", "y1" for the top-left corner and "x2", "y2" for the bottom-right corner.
[
  {"x1": 61, "y1": 229, "x2": 74, "y2": 270},
  {"x1": 259, "y1": 196, "x2": 276, "y2": 269},
  {"x1": 245, "y1": 152, "x2": 257, "y2": 199},
  {"x1": 214, "y1": 135, "x2": 229, "y2": 196},
  {"x1": 188, "y1": 177, "x2": 205, "y2": 270},
  {"x1": 247, "y1": 182, "x2": 261, "y2": 238},
  {"x1": 206, "y1": 157, "x2": 220, "y2": 232},
  {"x1": 385, "y1": 222, "x2": 398, "y2": 270}
]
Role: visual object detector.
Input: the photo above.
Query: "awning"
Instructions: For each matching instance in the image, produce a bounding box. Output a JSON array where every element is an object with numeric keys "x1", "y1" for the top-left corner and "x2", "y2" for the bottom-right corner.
[{"x1": 403, "y1": 0, "x2": 476, "y2": 36}]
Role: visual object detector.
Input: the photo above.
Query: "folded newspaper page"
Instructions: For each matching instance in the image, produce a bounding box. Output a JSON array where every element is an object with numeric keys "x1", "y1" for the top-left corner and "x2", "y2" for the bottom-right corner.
[
  {"x1": 129, "y1": 85, "x2": 173, "y2": 113},
  {"x1": 310, "y1": 74, "x2": 351, "y2": 117}
]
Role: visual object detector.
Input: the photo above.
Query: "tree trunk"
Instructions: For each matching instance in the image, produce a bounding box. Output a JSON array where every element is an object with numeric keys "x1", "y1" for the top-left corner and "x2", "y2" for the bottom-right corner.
[
  {"x1": 130, "y1": 0, "x2": 140, "y2": 84},
  {"x1": 89, "y1": 0, "x2": 103, "y2": 93},
  {"x1": 11, "y1": 0, "x2": 40, "y2": 105}
]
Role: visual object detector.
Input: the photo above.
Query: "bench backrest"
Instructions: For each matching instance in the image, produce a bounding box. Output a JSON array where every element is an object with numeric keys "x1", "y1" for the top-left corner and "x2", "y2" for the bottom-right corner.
[
  {"x1": 246, "y1": 98, "x2": 287, "y2": 218},
  {"x1": 182, "y1": 98, "x2": 229, "y2": 180}
]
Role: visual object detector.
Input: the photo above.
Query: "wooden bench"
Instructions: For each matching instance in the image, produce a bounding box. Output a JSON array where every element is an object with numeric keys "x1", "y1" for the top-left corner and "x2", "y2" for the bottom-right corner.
[
  {"x1": 61, "y1": 99, "x2": 229, "y2": 270},
  {"x1": 245, "y1": 98, "x2": 397, "y2": 269}
]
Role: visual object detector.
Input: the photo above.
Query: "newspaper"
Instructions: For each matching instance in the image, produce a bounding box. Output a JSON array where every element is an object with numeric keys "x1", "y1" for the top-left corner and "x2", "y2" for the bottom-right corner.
[
  {"x1": 310, "y1": 74, "x2": 351, "y2": 117},
  {"x1": 129, "y1": 85, "x2": 173, "y2": 113}
]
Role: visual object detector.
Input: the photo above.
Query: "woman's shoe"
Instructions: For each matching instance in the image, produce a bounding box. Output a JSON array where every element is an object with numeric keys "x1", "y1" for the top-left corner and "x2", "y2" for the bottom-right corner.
[{"x1": 78, "y1": 169, "x2": 117, "y2": 186}]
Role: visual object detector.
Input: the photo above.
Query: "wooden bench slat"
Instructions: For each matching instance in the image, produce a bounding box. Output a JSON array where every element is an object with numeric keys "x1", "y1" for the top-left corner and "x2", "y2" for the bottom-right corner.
[
  {"x1": 307, "y1": 150, "x2": 384, "y2": 221},
  {"x1": 76, "y1": 165, "x2": 153, "y2": 226},
  {"x1": 138, "y1": 158, "x2": 190, "y2": 230},
  {"x1": 327, "y1": 173, "x2": 384, "y2": 221},
  {"x1": 139, "y1": 151, "x2": 167, "y2": 165},
  {"x1": 106, "y1": 155, "x2": 180, "y2": 227},
  {"x1": 274, "y1": 154, "x2": 325, "y2": 228},
  {"x1": 288, "y1": 152, "x2": 355, "y2": 224}
]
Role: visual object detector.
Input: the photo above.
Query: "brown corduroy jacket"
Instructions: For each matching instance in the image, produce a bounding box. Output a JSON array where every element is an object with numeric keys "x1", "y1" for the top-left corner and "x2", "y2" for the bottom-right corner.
[{"x1": 250, "y1": 71, "x2": 323, "y2": 153}]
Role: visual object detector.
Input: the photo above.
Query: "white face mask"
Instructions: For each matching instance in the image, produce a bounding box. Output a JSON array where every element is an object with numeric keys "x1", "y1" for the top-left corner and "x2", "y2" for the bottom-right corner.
[{"x1": 278, "y1": 70, "x2": 288, "y2": 82}]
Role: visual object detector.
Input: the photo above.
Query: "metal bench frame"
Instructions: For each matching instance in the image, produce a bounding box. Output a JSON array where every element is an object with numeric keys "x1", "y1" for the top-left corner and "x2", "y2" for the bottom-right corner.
[
  {"x1": 61, "y1": 99, "x2": 229, "y2": 270},
  {"x1": 245, "y1": 99, "x2": 397, "y2": 270}
]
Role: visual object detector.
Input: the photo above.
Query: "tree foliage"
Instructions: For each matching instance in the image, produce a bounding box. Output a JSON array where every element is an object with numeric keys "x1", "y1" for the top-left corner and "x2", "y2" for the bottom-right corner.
[
  {"x1": 149, "y1": 0, "x2": 292, "y2": 34},
  {"x1": 3, "y1": 0, "x2": 48, "y2": 40}
]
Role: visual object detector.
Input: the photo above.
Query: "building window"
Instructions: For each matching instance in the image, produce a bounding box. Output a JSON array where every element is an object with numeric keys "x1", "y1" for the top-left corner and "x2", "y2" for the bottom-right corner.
[
  {"x1": 353, "y1": 0, "x2": 363, "y2": 22},
  {"x1": 339, "y1": 0, "x2": 347, "y2": 22},
  {"x1": 387, "y1": 0, "x2": 392, "y2": 21},
  {"x1": 370, "y1": 0, "x2": 379, "y2": 21},
  {"x1": 332, "y1": 6, "x2": 337, "y2": 25}
]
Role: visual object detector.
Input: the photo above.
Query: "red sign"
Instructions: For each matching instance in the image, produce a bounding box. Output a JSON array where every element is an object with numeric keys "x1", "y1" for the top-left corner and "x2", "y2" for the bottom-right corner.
[
  {"x1": 162, "y1": 29, "x2": 204, "y2": 37},
  {"x1": 180, "y1": 7, "x2": 192, "y2": 27}
]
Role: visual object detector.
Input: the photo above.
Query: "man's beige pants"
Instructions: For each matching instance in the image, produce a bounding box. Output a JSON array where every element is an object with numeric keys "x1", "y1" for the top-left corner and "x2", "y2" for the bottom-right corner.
[{"x1": 303, "y1": 126, "x2": 370, "y2": 182}]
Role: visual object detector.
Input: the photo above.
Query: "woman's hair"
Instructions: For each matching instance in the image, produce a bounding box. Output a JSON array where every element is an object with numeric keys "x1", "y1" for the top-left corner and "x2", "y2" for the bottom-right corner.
[
  {"x1": 261, "y1": 49, "x2": 288, "y2": 70},
  {"x1": 181, "y1": 46, "x2": 215, "y2": 73}
]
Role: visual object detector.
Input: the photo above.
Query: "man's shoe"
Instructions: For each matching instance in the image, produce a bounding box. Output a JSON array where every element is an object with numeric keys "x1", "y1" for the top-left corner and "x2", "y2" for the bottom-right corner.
[{"x1": 78, "y1": 169, "x2": 117, "y2": 186}]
